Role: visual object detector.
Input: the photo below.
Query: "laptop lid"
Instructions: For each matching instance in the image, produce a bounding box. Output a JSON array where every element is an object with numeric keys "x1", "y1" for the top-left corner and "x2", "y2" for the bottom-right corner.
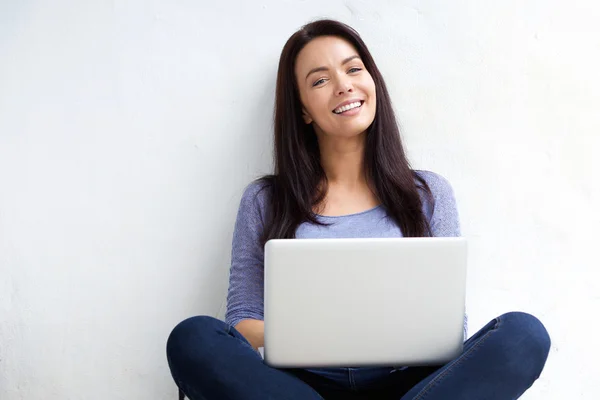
[{"x1": 263, "y1": 237, "x2": 467, "y2": 368}]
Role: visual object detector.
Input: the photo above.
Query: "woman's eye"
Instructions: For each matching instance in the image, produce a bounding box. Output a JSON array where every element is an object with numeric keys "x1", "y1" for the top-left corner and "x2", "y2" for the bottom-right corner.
[
  {"x1": 348, "y1": 67, "x2": 362, "y2": 73},
  {"x1": 312, "y1": 78, "x2": 326, "y2": 87}
]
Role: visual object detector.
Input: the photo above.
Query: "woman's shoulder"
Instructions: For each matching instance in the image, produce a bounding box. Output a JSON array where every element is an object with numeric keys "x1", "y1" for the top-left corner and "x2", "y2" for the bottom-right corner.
[
  {"x1": 238, "y1": 177, "x2": 274, "y2": 215},
  {"x1": 241, "y1": 178, "x2": 271, "y2": 200},
  {"x1": 413, "y1": 170, "x2": 460, "y2": 235},
  {"x1": 413, "y1": 169, "x2": 455, "y2": 197},
  {"x1": 413, "y1": 170, "x2": 457, "y2": 218}
]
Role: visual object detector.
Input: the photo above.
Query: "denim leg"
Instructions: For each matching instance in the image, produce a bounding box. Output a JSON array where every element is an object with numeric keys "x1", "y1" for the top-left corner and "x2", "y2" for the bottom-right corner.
[
  {"x1": 166, "y1": 316, "x2": 324, "y2": 400},
  {"x1": 397, "y1": 312, "x2": 551, "y2": 400}
]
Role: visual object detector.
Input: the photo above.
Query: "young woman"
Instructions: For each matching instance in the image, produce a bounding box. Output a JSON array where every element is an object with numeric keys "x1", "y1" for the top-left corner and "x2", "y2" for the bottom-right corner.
[{"x1": 166, "y1": 19, "x2": 550, "y2": 400}]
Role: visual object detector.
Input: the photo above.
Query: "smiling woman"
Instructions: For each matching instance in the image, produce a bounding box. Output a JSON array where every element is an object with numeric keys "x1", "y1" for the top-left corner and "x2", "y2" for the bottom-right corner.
[
  {"x1": 165, "y1": 19, "x2": 550, "y2": 400},
  {"x1": 263, "y1": 19, "x2": 435, "y2": 234}
]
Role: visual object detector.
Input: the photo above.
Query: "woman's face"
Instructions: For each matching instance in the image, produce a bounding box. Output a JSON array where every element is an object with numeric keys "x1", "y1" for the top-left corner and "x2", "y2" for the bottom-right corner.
[{"x1": 295, "y1": 36, "x2": 377, "y2": 140}]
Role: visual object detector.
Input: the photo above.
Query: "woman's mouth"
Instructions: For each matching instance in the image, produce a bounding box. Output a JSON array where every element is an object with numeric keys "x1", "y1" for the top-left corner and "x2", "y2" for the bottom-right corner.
[{"x1": 333, "y1": 101, "x2": 364, "y2": 115}]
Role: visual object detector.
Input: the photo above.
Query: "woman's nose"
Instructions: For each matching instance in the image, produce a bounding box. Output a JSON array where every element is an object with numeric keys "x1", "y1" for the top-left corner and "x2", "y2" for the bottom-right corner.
[{"x1": 336, "y1": 77, "x2": 354, "y2": 95}]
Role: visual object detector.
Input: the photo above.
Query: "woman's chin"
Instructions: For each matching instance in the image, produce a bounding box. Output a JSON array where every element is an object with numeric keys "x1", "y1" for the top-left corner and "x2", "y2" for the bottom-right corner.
[
  {"x1": 318, "y1": 129, "x2": 368, "y2": 141},
  {"x1": 314, "y1": 119, "x2": 374, "y2": 139}
]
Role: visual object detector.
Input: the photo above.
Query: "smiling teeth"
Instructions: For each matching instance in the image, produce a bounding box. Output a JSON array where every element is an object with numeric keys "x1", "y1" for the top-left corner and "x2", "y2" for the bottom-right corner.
[{"x1": 334, "y1": 101, "x2": 362, "y2": 114}]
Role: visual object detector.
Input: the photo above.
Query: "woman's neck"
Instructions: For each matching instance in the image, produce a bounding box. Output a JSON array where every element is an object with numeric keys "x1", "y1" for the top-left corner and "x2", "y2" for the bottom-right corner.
[{"x1": 317, "y1": 132, "x2": 368, "y2": 188}]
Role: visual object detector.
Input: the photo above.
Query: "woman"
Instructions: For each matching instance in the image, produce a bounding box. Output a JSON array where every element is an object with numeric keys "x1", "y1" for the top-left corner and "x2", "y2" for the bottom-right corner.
[{"x1": 166, "y1": 19, "x2": 550, "y2": 399}]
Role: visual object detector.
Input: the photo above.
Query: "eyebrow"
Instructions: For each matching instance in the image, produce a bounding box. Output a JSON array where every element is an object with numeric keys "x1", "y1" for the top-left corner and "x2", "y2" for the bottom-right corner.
[{"x1": 305, "y1": 55, "x2": 361, "y2": 80}]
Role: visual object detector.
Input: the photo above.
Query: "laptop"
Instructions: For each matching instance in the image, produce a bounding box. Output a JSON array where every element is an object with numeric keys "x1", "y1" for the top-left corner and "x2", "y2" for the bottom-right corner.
[{"x1": 263, "y1": 237, "x2": 467, "y2": 368}]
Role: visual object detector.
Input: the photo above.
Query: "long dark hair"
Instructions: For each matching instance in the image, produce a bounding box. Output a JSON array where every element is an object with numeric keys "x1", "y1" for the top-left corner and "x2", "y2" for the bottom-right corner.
[{"x1": 257, "y1": 19, "x2": 432, "y2": 245}]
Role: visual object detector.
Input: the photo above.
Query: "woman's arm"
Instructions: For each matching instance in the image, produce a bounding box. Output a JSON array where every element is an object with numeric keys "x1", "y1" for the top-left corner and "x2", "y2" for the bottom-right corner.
[
  {"x1": 418, "y1": 171, "x2": 468, "y2": 338},
  {"x1": 225, "y1": 182, "x2": 269, "y2": 334}
]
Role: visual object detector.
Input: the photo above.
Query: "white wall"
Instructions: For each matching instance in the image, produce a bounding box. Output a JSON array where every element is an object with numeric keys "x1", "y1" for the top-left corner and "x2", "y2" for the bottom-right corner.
[{"x1": 1, "y1": 1, "x2": 598, "y2": 399}]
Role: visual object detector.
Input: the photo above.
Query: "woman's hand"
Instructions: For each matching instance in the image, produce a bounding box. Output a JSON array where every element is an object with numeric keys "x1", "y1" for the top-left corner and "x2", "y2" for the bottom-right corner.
[{"x1": 234, "y1": 319, "x2": 264, "y2": 350}]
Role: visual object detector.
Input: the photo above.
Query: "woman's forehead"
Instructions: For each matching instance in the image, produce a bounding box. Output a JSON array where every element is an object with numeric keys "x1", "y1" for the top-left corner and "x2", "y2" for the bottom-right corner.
[{"x1": 295, "y1": 36, "x2": 360, "y2": 72}]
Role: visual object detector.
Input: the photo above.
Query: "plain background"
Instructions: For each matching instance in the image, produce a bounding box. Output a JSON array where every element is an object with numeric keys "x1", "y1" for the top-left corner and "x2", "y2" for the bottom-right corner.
[{"x1": 1, "y1": 0, "x2": 599, "y2": 399}]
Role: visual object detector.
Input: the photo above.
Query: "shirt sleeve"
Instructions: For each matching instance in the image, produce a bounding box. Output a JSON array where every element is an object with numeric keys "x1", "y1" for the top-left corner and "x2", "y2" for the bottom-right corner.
[{"x1": 224, "y1": 182, "x2": 268, "y2": 327}]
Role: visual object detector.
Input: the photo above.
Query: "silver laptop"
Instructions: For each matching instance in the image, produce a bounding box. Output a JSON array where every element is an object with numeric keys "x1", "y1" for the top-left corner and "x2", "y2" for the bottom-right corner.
[{"x1": 263, "y1": 237, "x2": 467, "y2": 368}]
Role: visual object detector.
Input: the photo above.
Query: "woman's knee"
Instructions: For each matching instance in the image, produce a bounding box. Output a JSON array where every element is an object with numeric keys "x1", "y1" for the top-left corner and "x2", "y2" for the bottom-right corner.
[
  {"x1": 166, "y1": 315, "x2": 226, "y2": 369},
  {"x1": 498, "y1": 312, "x2": 551, "y2": 378}
]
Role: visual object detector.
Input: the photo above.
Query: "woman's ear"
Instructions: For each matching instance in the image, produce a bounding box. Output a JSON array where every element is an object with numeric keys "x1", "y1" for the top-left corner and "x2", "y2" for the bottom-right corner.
[{"x1": 301, "y1": 108, "x2": 313, "y2": 124}]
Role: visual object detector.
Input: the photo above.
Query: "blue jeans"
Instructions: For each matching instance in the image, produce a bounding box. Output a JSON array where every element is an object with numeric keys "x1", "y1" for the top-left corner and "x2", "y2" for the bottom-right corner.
[{"x1": 166, "y1": 312, "x2": 550, "y2": 399}]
